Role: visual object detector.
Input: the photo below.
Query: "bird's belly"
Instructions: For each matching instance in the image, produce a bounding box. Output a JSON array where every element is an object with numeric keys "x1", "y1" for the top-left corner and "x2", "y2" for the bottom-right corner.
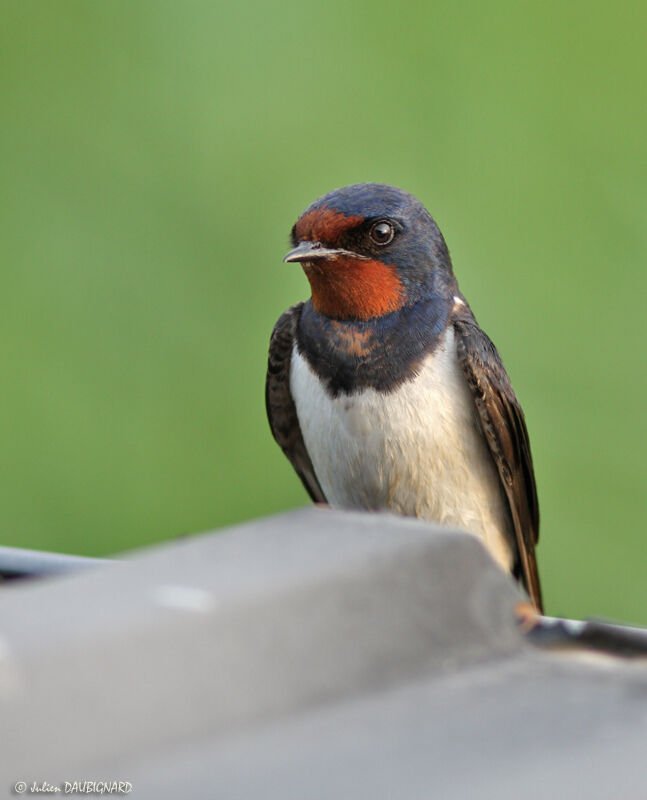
[{"x1": 290, "y1": 328, "x2": 514, "y2": 571}]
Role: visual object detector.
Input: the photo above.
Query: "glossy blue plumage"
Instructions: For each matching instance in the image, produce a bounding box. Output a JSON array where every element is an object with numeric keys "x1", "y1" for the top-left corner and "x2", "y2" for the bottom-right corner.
[{"x1": 296, "y1": 294, "x2": 452, "y2": 397}]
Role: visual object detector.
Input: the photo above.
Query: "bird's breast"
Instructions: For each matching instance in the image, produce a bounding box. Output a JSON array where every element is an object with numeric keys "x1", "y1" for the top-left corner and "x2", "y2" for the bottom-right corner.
[{"x1": 290, "y1": 326, "x2": 514, "y2": 571}]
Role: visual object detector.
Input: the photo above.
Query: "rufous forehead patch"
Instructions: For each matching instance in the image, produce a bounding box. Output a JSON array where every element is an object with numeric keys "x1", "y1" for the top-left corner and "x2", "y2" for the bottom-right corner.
[{"x1": 295, "y1": 206, "x2": 364, "y2": 245}]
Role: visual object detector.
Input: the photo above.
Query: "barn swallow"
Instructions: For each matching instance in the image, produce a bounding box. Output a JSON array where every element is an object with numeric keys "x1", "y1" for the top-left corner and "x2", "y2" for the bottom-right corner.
[{"x1": 266, "y1": 183, "x2": 542, "y2": 611}]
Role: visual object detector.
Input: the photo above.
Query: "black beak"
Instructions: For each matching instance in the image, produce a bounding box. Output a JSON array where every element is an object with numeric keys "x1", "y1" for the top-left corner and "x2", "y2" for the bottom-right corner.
[{"x1": 283, "y1": 241, "x2": 344, "y2": 263}]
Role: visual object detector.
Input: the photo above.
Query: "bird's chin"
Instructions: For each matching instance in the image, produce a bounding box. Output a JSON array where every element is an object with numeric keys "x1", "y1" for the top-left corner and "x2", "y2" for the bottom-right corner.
[{"x1": 302, "y1": 260, "x2": 326, "y2": 276}]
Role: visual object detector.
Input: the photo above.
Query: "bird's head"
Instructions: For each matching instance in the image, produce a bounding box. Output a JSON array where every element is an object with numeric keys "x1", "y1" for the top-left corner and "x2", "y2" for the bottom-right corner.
[{"x1": 284, "y1": 183, "x2": 455, "y2": 322}]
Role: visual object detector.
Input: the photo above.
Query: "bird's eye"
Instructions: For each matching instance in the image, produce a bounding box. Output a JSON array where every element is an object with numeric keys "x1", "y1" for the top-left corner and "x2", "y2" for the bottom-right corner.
[{"x1": 369, "y1": 220, "x2": 395, "y2": 246}]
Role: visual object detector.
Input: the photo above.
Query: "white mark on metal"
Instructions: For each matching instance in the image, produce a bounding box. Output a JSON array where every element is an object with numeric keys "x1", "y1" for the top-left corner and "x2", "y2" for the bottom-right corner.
[{"x1": 152, "y1": 584, "x2": 215, "y2": 613}]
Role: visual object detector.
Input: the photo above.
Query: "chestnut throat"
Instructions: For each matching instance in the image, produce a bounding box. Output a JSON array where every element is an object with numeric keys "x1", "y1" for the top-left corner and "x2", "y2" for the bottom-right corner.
[{"x1": 303, "y1": 256, "x2": 405, "y2": 321}]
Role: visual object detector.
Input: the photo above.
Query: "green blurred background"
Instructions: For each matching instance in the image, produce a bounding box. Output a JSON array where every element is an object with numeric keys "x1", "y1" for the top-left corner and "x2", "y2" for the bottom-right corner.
[{"x1": 1, "y1": 1, "x2": 645, "y2": 623}]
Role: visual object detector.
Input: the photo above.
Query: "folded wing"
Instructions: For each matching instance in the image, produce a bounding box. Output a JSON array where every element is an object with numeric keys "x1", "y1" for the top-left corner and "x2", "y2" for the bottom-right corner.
[
  {"x1": 266, "y1": 304, "x2": 326, "y2": 504},
  {"x1": 453, "y1": 303, "x2": 543, "y2": 612}
]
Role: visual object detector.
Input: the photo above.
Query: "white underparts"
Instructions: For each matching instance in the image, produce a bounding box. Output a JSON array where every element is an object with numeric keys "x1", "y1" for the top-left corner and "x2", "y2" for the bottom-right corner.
[{"x1": 290, "y1": 327, "x2": 514, "y2": 572}]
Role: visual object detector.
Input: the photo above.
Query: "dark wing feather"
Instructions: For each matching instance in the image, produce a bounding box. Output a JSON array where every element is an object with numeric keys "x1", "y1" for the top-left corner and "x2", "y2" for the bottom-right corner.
[
  {"x1": 266, "y1": 304, "x2": 326, "y2": 504},
  {"x1": 453, "y1": 304, "x2": 543, "y2": 612}
]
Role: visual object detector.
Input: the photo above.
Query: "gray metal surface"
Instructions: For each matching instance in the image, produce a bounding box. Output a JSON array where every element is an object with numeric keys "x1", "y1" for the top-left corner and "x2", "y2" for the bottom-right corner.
[
  {"x1": 127, "y1": 655, "x2": 647, "y2": 800},
  {"x1": 0, "y1": 508, "x2": 645, "y2": 798}
]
